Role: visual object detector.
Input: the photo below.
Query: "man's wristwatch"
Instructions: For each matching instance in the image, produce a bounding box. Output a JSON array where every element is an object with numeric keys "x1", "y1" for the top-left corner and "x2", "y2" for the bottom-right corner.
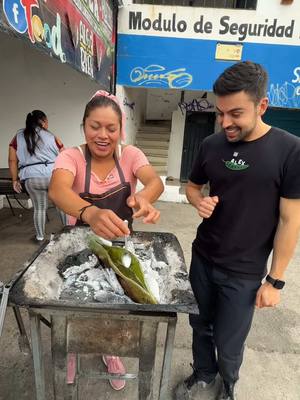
[{"x1": 266, "y1": 274, "x2": 285, "y2": 289}]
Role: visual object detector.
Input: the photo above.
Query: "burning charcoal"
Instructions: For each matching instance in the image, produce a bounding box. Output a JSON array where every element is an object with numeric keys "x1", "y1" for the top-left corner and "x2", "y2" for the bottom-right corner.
[
  {"x1": 60, "y1": 286, "x2": 94, "y2": 302},
  {"x1": 103, "y1": 268, "x2": 124, "y2": 296},
  {"x1": 125, "y1": 239, "x2": 135, "y2": 254},
  {"x1": 135, "y1": 249, "x2": 150, "y2": 260},
  {"x1": 63, "y1": 275, "x2": 77, "y2": 288},
  {"x1": 152, "y1": 261, "x2": 168, "y2": 271},
  {"x1": 78, "y1": 274, "x2": 88, "y2": 282},
  {"x1": 73, "y1": 280, "x2": 85, "y2": 288},
  {"x1": 75, "y1": 269, "x2": 105, "y2": 292},
  {"x1": 57, "y1": 249, "x2": 98, "y2": 275},
  {"x1": 174, "y1": 271, "x2": 188, "y2": 280},
  {"x1": 94, "y1": 290, "x2": 133, "y2": 304},
  {"x1": 134, "y1": 243, "x2": 146, "y2": 250},
  {"x1": 62, "y1": 264, "x2": 90, "y2": 279}
]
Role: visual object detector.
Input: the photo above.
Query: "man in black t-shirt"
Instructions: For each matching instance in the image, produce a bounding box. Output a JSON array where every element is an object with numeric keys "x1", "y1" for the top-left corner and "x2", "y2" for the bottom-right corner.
[{"x1": 175, "y1": 62, "x2": 300, "y2": 400}]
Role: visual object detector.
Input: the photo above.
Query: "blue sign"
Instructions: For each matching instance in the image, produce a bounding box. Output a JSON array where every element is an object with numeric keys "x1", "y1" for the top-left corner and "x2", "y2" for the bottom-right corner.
[
  {"x1": 3, "y1": 0, "x2": 27, "y2": 33},
  {"x1": 117, "y1": 34, "x2": 300, "y2": 109}
]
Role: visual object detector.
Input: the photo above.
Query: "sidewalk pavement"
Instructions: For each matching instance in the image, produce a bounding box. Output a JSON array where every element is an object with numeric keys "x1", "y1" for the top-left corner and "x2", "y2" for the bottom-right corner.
[{"x1": 0, "y1": 201, "x2": 299, "y2": 400}]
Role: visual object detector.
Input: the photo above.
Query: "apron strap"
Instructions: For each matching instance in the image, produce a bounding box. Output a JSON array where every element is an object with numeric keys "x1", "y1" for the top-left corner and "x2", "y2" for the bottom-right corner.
[
  {"x1": 84, "y1": 145, "x2": 92, "y2": 193},
  {"x1": 83, "y1": 145, "x2": 126, "y2": 193},
  {"x1": 114, "y1": 153, "x2": 126, "y2": 184}
]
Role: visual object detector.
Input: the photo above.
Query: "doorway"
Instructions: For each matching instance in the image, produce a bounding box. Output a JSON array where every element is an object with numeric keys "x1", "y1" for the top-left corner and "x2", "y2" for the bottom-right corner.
[
  {"x1": 263, "y1": 108, "x2": 300, "y2": 137},
  {"x1": 180, "y1": 112, "x2": 215, "y2": 182}
]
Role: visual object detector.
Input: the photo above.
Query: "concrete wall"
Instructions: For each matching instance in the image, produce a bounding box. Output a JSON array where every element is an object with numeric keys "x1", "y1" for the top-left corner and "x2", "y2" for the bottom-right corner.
[
  {"x1": 146, "y1": 89, "x2": 181, "y2": 120},
  {"x1": 117, "y1": 86, "x2": 217, "y2": 180},
  {"x1": 167, "y1": 107, "x2": 186, "y2": 179},
  {"x1": 0, "y1": 32, "x2": 100, "y2": 168},
  {"x1": 116, "y1": 85, "x2": 147, "y2": 144}
]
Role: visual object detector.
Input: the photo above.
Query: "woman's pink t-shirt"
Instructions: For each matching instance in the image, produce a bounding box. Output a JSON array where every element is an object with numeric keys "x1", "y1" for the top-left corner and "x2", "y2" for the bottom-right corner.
[{"x1": 53, "y1": 145, "x2": 149, "y2": 225}]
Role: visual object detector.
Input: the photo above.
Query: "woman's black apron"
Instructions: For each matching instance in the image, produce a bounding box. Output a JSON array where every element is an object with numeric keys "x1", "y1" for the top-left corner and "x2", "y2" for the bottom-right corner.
[{"x1": 76, "y1": 145, "x2": 133, "y2": 228}]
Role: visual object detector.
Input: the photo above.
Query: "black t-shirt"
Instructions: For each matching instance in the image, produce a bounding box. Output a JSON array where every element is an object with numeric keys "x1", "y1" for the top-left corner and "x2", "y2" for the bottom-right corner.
[{"x1": 189, "y1": 127, "x2": 300, "y2": 279}]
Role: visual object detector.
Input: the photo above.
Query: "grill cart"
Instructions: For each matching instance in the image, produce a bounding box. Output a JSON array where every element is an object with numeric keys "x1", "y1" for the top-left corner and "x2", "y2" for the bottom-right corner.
[{"x1": 2, "y1": 227, "x2": 197, "y2": 400}]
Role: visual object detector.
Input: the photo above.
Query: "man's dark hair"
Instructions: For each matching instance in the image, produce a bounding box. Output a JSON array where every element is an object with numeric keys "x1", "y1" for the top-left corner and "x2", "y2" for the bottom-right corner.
[{"x1": 213, "y1": 61, "x2": 268, "y2": 103}]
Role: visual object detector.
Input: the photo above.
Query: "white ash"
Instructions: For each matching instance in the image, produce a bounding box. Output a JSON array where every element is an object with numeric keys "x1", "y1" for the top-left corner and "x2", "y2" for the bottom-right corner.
[
  {"x1": 20, "y1": 227, "x2": 192, "y2": 306},
  {"x1": 69, "y1": 267, "x2": 125, "y2": 296},
  {"x1": 62, "y1": 255, "x2": 98, "y2": 279},
  {"x1": 22, "y1": 228, "x2": 93, "y2": 300},
  {"x1": 103, "y1": 268, "x2": 124, "y2": 295},
  {"x1": 165, "y1": 245, "x2": 191, "y2": 302},
  {"x1": 94, "y1": 290, "x2": 133, "y2": 304},
  {"x1": 125, "y1": 237, "x2": 135, "y2": 253}
]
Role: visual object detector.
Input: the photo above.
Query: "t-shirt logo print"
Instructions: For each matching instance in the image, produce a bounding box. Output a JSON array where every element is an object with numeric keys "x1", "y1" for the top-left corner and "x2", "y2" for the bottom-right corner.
[{"x1": 223, "y1": 152, "x2": 249, "y2": 171}]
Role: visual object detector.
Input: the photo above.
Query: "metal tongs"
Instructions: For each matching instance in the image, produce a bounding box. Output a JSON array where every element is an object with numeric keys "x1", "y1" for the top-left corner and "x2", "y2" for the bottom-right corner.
[{"x1": 122, "y1": 220, "x2": 134, "y2": 268}]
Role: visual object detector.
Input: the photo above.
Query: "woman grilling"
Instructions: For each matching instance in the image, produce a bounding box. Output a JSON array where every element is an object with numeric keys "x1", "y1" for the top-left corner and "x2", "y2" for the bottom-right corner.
[{"x1": 49, "y1": 90, "x2": 164, "y2": 390}]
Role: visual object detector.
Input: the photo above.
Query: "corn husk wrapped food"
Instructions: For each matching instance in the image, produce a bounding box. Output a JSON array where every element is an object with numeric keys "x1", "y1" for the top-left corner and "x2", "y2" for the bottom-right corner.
[{"x1": 88, "y1": 235, "x2": 157, "y2": 304}]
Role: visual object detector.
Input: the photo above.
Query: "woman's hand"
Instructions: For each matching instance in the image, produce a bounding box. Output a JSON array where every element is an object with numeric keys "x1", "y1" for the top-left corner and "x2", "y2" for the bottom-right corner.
[
  {"x1": 12, "y1": 180, "x2": 22, "y2": 193},
  {"x1": 83, "y1": 206, "x2": 130, "y2": 239},
  {"x1": 127, "y1": 194, "x2": 160, "y2": 224}
]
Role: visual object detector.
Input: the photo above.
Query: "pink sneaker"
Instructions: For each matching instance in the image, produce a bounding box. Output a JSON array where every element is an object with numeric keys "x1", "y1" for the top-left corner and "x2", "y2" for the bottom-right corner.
[{"x1": 102, "y1": 355, "x2": 126, "y2": 391}]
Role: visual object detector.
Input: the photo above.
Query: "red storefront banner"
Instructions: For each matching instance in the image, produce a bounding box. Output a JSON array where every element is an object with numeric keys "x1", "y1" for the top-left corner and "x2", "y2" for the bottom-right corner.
[{"x1": 0, "y1": 0, "x2": 116, "y2": 89}]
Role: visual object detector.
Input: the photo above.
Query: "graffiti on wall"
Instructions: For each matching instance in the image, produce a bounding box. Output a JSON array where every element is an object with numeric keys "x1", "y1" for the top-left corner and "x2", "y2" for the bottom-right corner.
[
  {"x1": 268, "y1": 66, "x2": 300, "y2": 108},
  {"x1": 178, "y1": 98, "x2": 214, "y2": 115},
  {"x1": 123, "y1": 97, "x2": 135, "y2": 119},
  {"x1": 1, "y1": 0, "x2": 115, "y2": 88},
  {"x1": 123, "y1": 97, "x2": 135, "y2": 110},
  {"x1": 130, "y1": 64, "x2": 193, "y2": 89}
]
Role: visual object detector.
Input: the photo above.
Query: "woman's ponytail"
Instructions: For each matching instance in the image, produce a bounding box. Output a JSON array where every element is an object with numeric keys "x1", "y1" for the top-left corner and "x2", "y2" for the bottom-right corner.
[{"x1": 23, "y1": 110, "x2": 47, "y2": 155}]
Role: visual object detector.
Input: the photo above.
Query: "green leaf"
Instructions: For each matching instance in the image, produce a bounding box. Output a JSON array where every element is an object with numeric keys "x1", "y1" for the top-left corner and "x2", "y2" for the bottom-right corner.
[{"x1": 88, "y1": 235, "x2": 157, "y2": 304}]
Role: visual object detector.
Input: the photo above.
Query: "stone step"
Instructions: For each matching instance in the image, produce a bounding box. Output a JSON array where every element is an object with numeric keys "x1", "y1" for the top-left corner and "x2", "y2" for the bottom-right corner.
[
  {"x1": 153, "y1": 165, "x2": 168, "y2": 174},
  {"x1": 139, "y1": 125, "x2": 170, "y2": 133},
  {"x1": 146, "y1": 155, "x2": 168, "y2": 164},
  {"x1": 136, "y1": 140, "x2": 170, "y2": 149},
  {"x1": 136, "y1": 132, "x2": 170, "y2": 141},
  {"x1": 143, "y1": 147, "x2": 169, "y2": 156}
]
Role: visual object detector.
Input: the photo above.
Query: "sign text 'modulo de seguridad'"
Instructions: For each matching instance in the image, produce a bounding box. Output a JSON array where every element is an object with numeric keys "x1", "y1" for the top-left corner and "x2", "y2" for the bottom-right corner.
[{"x1": 128, "y1": 11, "x2": 295, "y2": 42}]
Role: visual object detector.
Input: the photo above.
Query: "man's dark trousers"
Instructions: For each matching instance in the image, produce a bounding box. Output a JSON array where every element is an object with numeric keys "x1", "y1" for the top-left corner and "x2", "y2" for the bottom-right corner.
[{"x1": 189, "y1": 249, "x2": 261, "y2": 384}]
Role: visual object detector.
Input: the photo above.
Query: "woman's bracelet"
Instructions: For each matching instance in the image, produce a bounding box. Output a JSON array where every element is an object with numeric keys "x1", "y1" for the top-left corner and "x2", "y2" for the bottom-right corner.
[{"x1": 79, "y1": 204, "x2": 94, "y2": 223}]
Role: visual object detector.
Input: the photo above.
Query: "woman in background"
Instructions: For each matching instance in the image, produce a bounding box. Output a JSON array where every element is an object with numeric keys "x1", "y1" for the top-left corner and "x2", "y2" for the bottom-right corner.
[{"x1": 9, "y1": 110, "x2": 65, "y2": 242}]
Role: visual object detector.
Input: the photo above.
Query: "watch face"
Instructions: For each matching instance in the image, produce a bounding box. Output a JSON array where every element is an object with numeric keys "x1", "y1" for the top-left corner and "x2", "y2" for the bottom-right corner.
[
  {"x1": 266, "y1": 275, "x2": 285, "y2": 289},
  {"x1": 274, "y1": 280, "x2": 285, "y2": 289}
]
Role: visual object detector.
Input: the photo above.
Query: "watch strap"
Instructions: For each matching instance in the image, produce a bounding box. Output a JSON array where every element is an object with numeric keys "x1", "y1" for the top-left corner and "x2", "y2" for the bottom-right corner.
[{"x1": 266, "y1": 274, "x2": 285, "y2": 289}]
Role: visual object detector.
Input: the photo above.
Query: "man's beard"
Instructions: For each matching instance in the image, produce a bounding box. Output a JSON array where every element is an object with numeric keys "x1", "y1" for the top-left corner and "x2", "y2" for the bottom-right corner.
[{"x1": 223, "y1": 123, "x2": 257, "y2": 143}]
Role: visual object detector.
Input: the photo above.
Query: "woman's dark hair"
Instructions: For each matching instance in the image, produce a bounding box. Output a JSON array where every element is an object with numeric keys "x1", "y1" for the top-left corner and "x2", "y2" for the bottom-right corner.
[
  {"x1": 24, "y1": 110, "x2": 47, "y2": 155},
  {"x1": 213, "y1": 61, "x2": 268, "y2": 104},
  {"x1": 82, "y1": 95, "x2": 122, "y2": 127}
]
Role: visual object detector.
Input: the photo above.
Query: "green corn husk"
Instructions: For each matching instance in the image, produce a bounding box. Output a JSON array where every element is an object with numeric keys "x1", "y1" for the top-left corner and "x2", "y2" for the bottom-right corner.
[{"x1": 88, "y1": 235, "x2": 157, "y2": 304}]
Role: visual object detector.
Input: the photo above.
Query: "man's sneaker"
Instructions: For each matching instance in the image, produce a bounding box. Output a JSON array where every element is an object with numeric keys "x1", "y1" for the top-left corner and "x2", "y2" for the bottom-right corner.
[
  {"x1": 216, "y1": 380, "x2": 236, "y2": 400},
  {"x1": 174, "y1": 371, "x2": 216, "y2": 400},
  {"x1": 102, "y1": 355, "x2": 126, "y2": 391}
]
